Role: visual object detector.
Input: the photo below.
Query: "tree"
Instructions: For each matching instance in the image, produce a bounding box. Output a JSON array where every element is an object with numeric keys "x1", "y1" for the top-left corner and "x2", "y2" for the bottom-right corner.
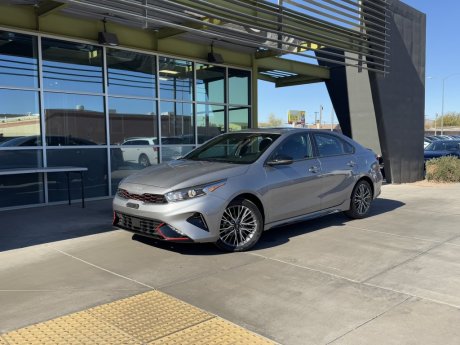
[
  {"x1": 436, "y1": 112, "x2": 460, "y2": 127},
  {"x1": 259, "y1": 113, "x2": 283, "y2": 127}
]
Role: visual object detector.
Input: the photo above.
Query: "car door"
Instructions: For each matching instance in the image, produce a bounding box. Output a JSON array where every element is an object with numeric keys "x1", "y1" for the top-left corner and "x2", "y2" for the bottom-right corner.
[
  {"x1": 313, "y1": 133, "x2": 357, "y2": 209},
  {"x1": 263, "y1": 132, "x2": 323, "y2": 223}
]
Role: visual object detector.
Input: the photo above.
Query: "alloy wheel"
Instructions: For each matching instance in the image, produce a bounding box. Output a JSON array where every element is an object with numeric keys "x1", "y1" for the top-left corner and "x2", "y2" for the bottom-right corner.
[
  {"x1": 354, "y1": 183, "x2": 372, "y2": 215},
  {"x1": 219, "y1": 205, "x2": 258, "y2": 247}
]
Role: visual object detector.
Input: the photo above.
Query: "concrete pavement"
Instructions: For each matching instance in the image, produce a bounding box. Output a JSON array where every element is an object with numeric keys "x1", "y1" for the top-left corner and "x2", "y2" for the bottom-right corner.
[{"x1": 1, "y1": 183, "x2": 460, "y2": 344}]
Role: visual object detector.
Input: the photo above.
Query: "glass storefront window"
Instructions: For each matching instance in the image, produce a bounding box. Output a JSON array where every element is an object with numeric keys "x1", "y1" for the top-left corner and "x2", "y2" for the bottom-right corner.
[
  {"x1": 107, "y1": 49, "x2": 156, "y2": 98},
  {"x1": 0, "y1": 31, "x2": 38, "y2": 88},
  {"x1": 0, "y1": 150, "x2": 44, "y2": 208},
  {"x1": 229, "y1": 69, "x2": 250, "y2": 105},
  {"x1": 47, "y1": 148, "x2": 108, "y2": 201},
  {"x1": 44, "y1": 93, "x2": 105, "y2": 145},
  {"x1": 108, "y1": 97, "x2": 157, "y2": 145},
  {"x1": 0, "y1": 149, "x2": 42, "y2": 169},
  {"x1": 0, "y1": 89, "x2": 40, "y2": 146},
  {"x1": 111, "y1": 147, "x2": 158, "y2": 194},
  {"x1": 42, "y1": 38, "x2": 103, "y2": 93},
  {"x1": 160, "y1": 102, "x2": 194, "y2": 144},
  {"x1": 159, "y1": 57, "x2": 193, "y2": 101},
  {"x1": 229, "y1": 107, "x2": 250, "y2": 131},
  {"x1": 197, "y1": 104, "x2": 225, "y2": 144},
  {"x1": 196, "y1": 63, "x2": 225, "y2": 103},
  {"x1": 162, "y1": 145, "x2": 194, "y2": 162}
]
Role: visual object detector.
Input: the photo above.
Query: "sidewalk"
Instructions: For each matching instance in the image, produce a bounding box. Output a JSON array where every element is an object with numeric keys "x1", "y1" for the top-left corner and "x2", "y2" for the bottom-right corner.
[{"x1": 1, "y1": 183, "x2": 460, "y2": 344}]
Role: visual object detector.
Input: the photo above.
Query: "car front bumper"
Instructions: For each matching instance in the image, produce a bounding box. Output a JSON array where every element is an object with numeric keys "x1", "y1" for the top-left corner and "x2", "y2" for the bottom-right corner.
[{"x1": 112, "y1": 185, "x2": 227, "y2": 243}]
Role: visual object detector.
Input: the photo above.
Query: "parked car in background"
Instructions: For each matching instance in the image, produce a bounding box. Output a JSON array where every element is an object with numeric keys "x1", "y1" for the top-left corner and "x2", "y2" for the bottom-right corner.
[
  {"x1": 424, "y1": 140, "x2": 460, "y2": 161},
  {"x1": 121, "y1": 137, "x2": 159, "y2": 167},
  {"x1": 113, "y1": 129, "x2": 382, "y2": 252}
]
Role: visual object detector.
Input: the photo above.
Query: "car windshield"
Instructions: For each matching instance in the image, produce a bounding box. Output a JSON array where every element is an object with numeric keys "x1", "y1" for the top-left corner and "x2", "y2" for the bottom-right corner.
[{"x1": 184, "y1": 132, "x2": 280, "y2": 164}]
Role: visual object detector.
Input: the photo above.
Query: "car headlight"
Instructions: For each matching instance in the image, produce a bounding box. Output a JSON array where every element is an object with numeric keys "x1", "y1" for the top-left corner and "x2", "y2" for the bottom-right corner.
[{"x1": 165, "y1": 180, "x2": 226, "y2": 202}]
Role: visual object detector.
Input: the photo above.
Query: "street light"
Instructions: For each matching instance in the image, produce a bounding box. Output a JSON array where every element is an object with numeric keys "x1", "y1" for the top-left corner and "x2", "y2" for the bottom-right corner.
[{"x1": 441, "y1": 73, "x2": 460, "y2": 135}]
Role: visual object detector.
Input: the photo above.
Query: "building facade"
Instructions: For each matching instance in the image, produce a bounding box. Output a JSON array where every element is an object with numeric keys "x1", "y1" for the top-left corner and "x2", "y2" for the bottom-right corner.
[
  {"x1": 0, "y1": 28, "x2": 252, "y2": 208},
  {"x1": 0, "y1": 1, "x2": 425, "y2": 209}
]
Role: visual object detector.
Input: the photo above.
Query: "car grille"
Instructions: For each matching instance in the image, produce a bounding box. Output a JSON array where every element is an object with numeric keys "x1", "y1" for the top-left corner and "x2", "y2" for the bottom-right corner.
[
  {"x1": 117, "y1": 188, "x2": 167, "y2": 204},
  {"x1": 115, "y1": 212, "x2": 162, "y2": 237}
]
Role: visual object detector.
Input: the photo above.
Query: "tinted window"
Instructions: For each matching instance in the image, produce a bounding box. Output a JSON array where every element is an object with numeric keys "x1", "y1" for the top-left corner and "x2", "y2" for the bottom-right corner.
[
  {"x1": 315, "y1": 133, "x2": 354, "y2": 157},
  {"x1": 160, "y1": 102, "x2": 194, "y2": 144},
  {"x1": 42, "y1": 38, "x2": 103, "y2": 93},
  {"x1": 0, "y1": 31, "x2": 38, "y2": 88},
  {"x1": 228, "y1": 69, "x2": 250, "y2": 105},
  {"x1": 197, "y1": 104, "x2": 225, "y2": 144},
  {"x1": 159, "y1": 57, "x2": 193, "y2": 101},
  {"x1": 0, "y1": 89, "x2": 41, "y2": 146},
  {"x1": 108, "y1": 97, "x2": 157, "y2": 145},
  {"x1": 44, "y1": 93, "x2": 105, "y2": 145},
  {"x1": 107, "y1": 49, "x2": 156, "y2": 98},
  {"x1": 271, "y1": 133, "x2": 313, "y2": 161},
  {"x1": 196, "y1": 63, "x2": 225, "y2": 103},
  {"x1": 229, "y1": 107, "x2": 250, "y2": 131}
]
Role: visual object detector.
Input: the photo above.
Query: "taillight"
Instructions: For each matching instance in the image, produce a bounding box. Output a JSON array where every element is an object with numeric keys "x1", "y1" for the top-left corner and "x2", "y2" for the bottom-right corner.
[{"x1": 153, "y1": 147, "x2": 158, "y2": 152}]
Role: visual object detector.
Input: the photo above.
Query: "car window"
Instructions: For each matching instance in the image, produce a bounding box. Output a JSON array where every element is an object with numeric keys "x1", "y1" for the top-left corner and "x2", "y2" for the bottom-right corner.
[
  {"x1": 314, "y1": 133, "x2": 354, "y2": 157},
  {"x1": 270, "y1": 133, "x2": 313, "y2": 161},
  {"x1": 185, "y1": 133, "x2": 280, "y2": 164}
]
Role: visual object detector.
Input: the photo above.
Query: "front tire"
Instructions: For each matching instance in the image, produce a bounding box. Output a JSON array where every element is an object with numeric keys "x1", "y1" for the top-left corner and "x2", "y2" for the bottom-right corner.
[
  {"x1": 216, "y1": 199, "x2": 263, "y2": 252},
  {"x1": 344, "y1": 180, "x2": 373, "y2": 219}
]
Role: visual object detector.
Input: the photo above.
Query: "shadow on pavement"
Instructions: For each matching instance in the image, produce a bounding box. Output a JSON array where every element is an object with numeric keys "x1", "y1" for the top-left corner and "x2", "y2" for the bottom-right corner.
[
  {"x1": 132, "y1": 198, "x2": 405, "y2": 255},
  {"x1": 0, "y1": 199, "x2": 114, "y2": 252}
]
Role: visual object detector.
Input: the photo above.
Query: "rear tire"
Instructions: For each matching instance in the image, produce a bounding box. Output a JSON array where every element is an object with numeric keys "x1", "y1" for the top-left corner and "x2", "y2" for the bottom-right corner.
[
  {"x1": 215, "y1": 199, "x2": 263, "y2": 252},
  {"x1": 139, "y1": 154, "x2": 150, "y2": 167},
  {"x1": 344, "y1": 180, "x2": 373, "y2": 219}
]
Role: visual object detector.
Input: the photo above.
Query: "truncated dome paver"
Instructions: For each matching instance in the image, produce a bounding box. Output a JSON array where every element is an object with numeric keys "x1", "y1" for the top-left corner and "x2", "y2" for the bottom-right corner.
[{"x1": 1, "y1": 290, "x2": 276, "y2": 344}]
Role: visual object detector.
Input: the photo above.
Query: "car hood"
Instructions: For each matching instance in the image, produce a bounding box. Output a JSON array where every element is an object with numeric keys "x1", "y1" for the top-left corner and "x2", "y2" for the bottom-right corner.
[{"x1": 122, "y1": 159, "x2": 250, "y2": 189}]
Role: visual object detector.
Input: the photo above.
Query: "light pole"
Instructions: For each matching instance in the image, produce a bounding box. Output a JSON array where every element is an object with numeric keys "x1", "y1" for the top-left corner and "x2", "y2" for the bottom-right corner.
[{"x1": 441, "y1": 73, "x2": 460, "y2": 135}]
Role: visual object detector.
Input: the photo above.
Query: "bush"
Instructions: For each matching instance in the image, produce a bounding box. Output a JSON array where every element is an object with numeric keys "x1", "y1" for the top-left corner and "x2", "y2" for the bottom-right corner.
[{"x1": 425, "y1": 156, "x2": 460, "y2": 183}]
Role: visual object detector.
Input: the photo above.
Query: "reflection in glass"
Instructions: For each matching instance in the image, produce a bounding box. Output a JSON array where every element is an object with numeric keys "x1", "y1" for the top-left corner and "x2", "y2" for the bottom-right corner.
[
  {"x1": 0, "y1": 174, "x2": 44, "y2": 207},
  {"x1": 0, "y1": 90, "x2": 40, "y2": 146},
  {"x1": 0, "y1": 31, "x2": 38, "y2": 88},
  {"x1": 229, "y1": 107, "x2": 250, "y2": 131},
  {"x1": 107, "y1": 49, "x2": 156, "y2": 98},
  {"x1": 159, "y1": 57, "x2": 193, "y2": 101},
  {"x1": 111, "y1": 147, "x2": 158, "y2": 194},
  {"x1": 160, "y1": 102, "x2": 194, "y2": 144},
  {"x1": 42, "y1": 38, "x2": 103, "y2": 93},
  {"x1": 44, "y1": 93, "x2": 105, "y2": 145},
  {"x1": 229, "y1": 69, "x2": 250, "y2": 105},
  {"x1": 0, "y1": 149, "x2": 42, "y2": 169},
  {"x1": 196, "y1": 63, "x2": 225, "y2": 103},
  {"x1": 0, "y1": 149, "x2": 44, "y2": 208},
  {"x1": 197, "y1": 104, "x2": 225, "y2": 144},
  {"x1": 162, "y1": 145, "x2": 194, "y2": 162},
  {"x1": 109, "y1": 97, "x2": 157, "y2": 145},
  {"x1": 47, "y1": 148, "x2": 108, "y2": 201},
  {"x1": 120, "y1": 145, "x2": 159, "y2": 167}
]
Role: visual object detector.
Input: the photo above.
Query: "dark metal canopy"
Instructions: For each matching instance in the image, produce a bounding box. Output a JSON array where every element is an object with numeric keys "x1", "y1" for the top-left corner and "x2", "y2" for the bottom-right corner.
[{"x1": 8, "y1": 0, "x2": 390, "y2": 74}]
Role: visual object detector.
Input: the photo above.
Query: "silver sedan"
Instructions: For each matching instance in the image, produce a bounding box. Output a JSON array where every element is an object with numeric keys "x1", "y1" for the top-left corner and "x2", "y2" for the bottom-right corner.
[{"x1": 113, "y1": 128, "x2": 382, "y2": 251}]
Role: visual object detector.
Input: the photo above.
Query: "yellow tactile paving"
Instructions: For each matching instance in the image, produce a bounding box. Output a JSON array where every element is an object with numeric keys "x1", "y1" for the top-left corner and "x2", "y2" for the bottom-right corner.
[
  {"x1": 2, "y1": 311, "x2": 140, "y2": 345},
  {"x1": 87, "y1": 290, "x2": 214, "y2": 343},
  {"x1": 150, "y1": 317, "x2": 275, "y2": 345},
  {"x1": 1, "y1": 291, "x2": 276, "y2": 344}
]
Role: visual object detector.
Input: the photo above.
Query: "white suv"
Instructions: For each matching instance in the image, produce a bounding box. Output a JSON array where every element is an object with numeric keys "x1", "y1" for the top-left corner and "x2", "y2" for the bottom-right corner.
[{"x1": 121, "y1": 137, "x2": 159, "y2": 167}]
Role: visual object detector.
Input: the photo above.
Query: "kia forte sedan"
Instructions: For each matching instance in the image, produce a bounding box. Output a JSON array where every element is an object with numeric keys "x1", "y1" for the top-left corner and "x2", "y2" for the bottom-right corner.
[{"x1": 113, "y1": 129, "x2": 382, "y2": 252}]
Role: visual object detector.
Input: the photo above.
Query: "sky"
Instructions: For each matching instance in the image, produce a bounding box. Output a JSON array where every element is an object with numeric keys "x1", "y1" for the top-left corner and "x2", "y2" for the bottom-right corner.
[{"x1": 258, "y1": 0, "x2": 460, "y2": 124}]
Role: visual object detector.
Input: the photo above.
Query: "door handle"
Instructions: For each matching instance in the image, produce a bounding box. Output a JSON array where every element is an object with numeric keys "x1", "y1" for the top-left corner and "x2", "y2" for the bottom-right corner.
[
  {"x1": 347, "y1": 161, "x2": 356, "y2": 167},
  {"x1": 309, "y1": 166, "x2": 319, "y2": 173}
]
